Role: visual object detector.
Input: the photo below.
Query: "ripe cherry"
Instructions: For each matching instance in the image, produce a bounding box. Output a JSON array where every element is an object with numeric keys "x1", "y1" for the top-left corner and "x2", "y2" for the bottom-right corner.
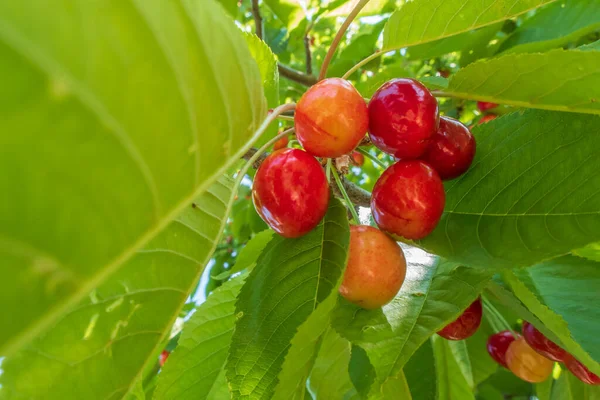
[
  {"x1": 487, "y1": 331, "x2": 519, "y2": 368},
  {"x1": 565, "y1": 356, "x2": 600, "y2": 385},
  {"x1": 477, "y1": 101, "x2": 498, "y2": 112},
  {"x1": 506, "y1": 336, "x2": 554, "y2": 383},
  {"x1": 368, "y1": 78, "x2": 439, "y2": 159},
  {"x1": 478, "y1": 114, "x2": 497, "y2": 124},
  {"x1": 351, "y1": 151, "x2": 364, "y2": 167},
  {"x1": 421, "y1": 116, "x2": 475, "y2": 180},
  {"x1": 522, "y1": 321, "x2": 567, "y2": 362},
  {"x1": 339, "y1": 225, "x2": 407, "y2": 309},
  {"x1": 159, "y1": 350, "x2": 170, "y2": 367},
  {"x1": 273, "y1": 135, "x2": 289, "y2": 151},
  {"x1": 295, "y1": 78, "x2": 368, "y2": 158},
  {"x1": 437, "y1": 297, "x2": 482, "y2": 340},
  {"x1": 252, "y1": 148, "x2": 329, "y2": 238},
  {"x1": 371, "y1": 160, "x2": 445, "y2": 240}
]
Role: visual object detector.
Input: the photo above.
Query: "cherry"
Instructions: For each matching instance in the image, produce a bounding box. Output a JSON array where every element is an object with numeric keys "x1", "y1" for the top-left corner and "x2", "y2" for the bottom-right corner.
[
  {"x1": 506, "y1": 336, "x2": 554, "y2": 383},
  {"x1": 565, "y1": 356, "x2": 600, "y2": 385},
  {"x1": 437, "y1": 297, "x2": 482, "y2": 340},
  {"x1": 487, "y1": 331, "x2": 519, "y2": 368},
  {"x1": 438, "y1": 69, "x2": 450, "y2": 78},
  {"x1": 477, "y1": 101, "x2": 498, "y2": 112},
  {"x1": 522, "y1": 321, "x2": 567, "y2": 362},
  {"x1": 339, "y1": 225, "x2": 406, "y2": 309},
  {"x1": 351, "y1": 151, "x2": 364, "y2": 167},
  {"x1": 371, "y1": 160, "x2": 445, "y2": 240},
  {"x1": 295, "y1": 78, "x2": 368, "y2": 158},
  {"x1": 420, "y1": 116, "x2": 475, "y2": 180},
  {"x1": 368, "y1": 78, "x2": 439, "y2": 159},
  {"x1": 273, "y1": 135, "x2": 289, "y2": 151},
  {"x1": 478, "y1": 114, "x2": 497, "y2": 124},
  {"x1": 159, "y1": 350, "x2": 170, "y2": 367},
  {"x1": 252, "y1": 148, "x2": 330, "y2": 238}
]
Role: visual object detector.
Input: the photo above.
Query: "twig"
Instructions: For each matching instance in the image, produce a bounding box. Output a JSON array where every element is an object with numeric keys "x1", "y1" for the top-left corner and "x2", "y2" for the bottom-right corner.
[
  {"x1": 242, "y1": 127, "x2": 296, "y2": 168},
  {"x1": 304, "y1": 35, "x2": 313, "y2": 75},
  {"x1": 251, "y1": 0, "x2": 263, "y2": 40},
  {"x1": 278, "y1": 63, "x2": 318, "y2": 86}
]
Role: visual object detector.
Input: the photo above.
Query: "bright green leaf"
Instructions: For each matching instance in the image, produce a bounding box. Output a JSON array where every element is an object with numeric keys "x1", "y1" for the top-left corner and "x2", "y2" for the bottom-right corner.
[
  {"x1": 418, "y1": 110, "x2": 600, "y2": 269},
  {"x1": 371, "y1": 371, "x2": 412, "y2": 400},
  {"x1": 216, "y1": 0, "x2": 238, "y2": 16},
  {"x1": 326, "y1": 0, "x2": 396, "y2": 18},
  {"x1": 448, "y1": 340, "x2": 475, "y2": 389},
  {"x1": 214, "y1": 230, "x2": 274, "y2": 280},
  {"x1": 263, "y1": 0, "x2": 306, "y2": 31},
  {"x1": 573, "y1": 242, "x2": 600, "y2": 262},
  {"x1": 551, "y1": 369, "x2": 600, "y2": 400},
  {"x1": 0, "y1": 0, "x2": 265, "y2": 357},
  {"x1": 465, "y1": 317, "x2": 498, "y2": 386},
  {"x1": 226, "y1": 198, "x2": 350, "y2": 399},
  {"x1": 537, "y1": 376, "x2": 554, "y2": 400},
  {"x1": 383, "y1": 0, "x2": 555, "y2": 50},
  {"x1": 432, "y1": 336, "x2": 475, "y2": 400},
  {"x1": 0, "y1": 176, "x2": 234, "y2": 399}
]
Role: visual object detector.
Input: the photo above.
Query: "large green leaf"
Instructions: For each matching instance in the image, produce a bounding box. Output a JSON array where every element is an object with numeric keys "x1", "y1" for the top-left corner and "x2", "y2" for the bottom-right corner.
[
  {"x1": 442, "y1": 49, "x2": 600, "y2": 114},
  {"x1": 432, "y1": 336, "x2": 475, "y2": 400},
  {"x1": 404, "y1": 340, "x2": 436, "y2": 400},
  {"x1": 0, "y1": 176, "x2": 234, "y2": 399},
  {"x1": 465, "y1": 317, "x2": 498, "y2": 386},
  {"x1": 225, "y1": 198, "x2": 350, "y2": 399},
  {"x1": 498, "y1": 0, "x2": 600, "y2": 54},
  {"x1": 551, "y1": 369, "x2": 600, "y2": 400},
  {"x1": 153, "y1": 273, "x2": 246, "y2": 400},
  {"x1": 332, "y1": 253, "x2": 491, "y2": 386},
  {"x1": 418, "y1": 110, "x2": 600, "y2": 269},
  {"x1": 383, "y1": 0, "x2": 555, "y2": 50},
  {"x1": 0, "y1": 0, "x2": 265, "y2": 357}
]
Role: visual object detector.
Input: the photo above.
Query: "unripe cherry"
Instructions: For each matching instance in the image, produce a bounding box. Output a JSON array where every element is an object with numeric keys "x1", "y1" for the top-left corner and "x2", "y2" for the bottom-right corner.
[{"x1": 437, "y1": 297, "x2": 482, "y2": 340}]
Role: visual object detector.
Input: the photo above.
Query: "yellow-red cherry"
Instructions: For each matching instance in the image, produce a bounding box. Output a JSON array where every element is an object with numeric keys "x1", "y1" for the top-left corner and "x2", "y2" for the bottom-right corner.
[
  {"x1": 339, "y1": 225, "x2": 406, "y2": 309},
  {"x1": 487, "y1": 331, "x2": 520, "y2": 368},
  {"x1": 506, "y1": 336, "x2": 554, "y2": 383},
  {"x1": 273, "y1": 135, "x2": 289, "y2": 151},
  {"x1": 368, "y1": 78, "x2": 439, "y2": 159},
  {"x1": 295, "y1": 78, "x2": 368, "y2": 158},
  {"x1": 437, "y1": 297, "x2": 482, "y2": 340},
  {"x1": 351, "y1": 151, "x2": 365, "y2": 167},
  {"x1": 371, "y1": 160, "x2": 445, "y2": 240},
  {"x1": 252, "y1": 148, "x2": 329, "y2": 238}
]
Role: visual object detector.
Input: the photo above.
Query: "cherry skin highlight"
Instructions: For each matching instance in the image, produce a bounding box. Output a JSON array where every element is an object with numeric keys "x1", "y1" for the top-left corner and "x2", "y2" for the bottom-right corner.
[
  {"x1": 273, "y1": 135, "x2": 289, "y2": 151},
  {"x1": 437, "y1": 297, "x2": 482, "y2": 340},
  {"x1": 478, "y1": 114, "x2": 497, "y2": 125},
  {"x1": 487, "y1": 331, "x2": 520, "y2": 369},
  {"x1": 421, "y1": 116, "x2": 476, "y2": 180},
  {"x1": 368, "y1": 78, "x2": 439, "y2": 159},
  {"x1": 339, "y1": 225, "x2": 407, "y2": 309},
  {"x1": 371, "y1": 160, "x2": 445, "y2": 240},
  {"x1": 295, "y1": 78, "x2": 368, "y2": 158},
  {"x1": 351, "y1": 151, "x2": 365, "y2": 167},
  {"x1": 252, "y1": 148, "x2": 329, "y2": 238},
  {"x1": 477, "y1": 101, "x2": 498, "y2": 112},
  {"x1": 506, "y1": 336, "x2": 554, "y2": 383},
  {"x1": 565, "y1": 356, "x2": 600, "y2": 385},
  {"x1": 159, "y1": 350, "x2": 170, "y2": 367},
  {"x1": 522, "y1": 321, "x2": 567, "y2": 362}
]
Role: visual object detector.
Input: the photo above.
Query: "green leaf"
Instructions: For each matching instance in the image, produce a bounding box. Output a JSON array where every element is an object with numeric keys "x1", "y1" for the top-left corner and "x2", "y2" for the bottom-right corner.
[
  {"x1": 579, "y1": 40, "x2": 600, "y2": 51},
  {"x1": 326, "y1": 0, "x2": 396, "y2": 18},
  {"x1": 447, "y1": 340, "x2": 474, "y2": 389},
  {"x1": 308, "y1": 328, "x2": 358, "y2": 400},
  {"x1": 404, "y1": 340, "x2": 436, "y2": 400},
  {"x1": 498, "y1": 0, "x2": 600, "y2": 54},
  {"x1": 332, "y1": 255, "x2": 491, "y2": 385},
  {"x1": 226, "y1": 198, "x2": 350, "y2": 399},
  {"x1": 371, "y1": 371, "x2": 412, "y2": 400},
  {"x1": 465, "y1": 317, "x2": 498, "y2": 386},
  {"x1": 573, "y1": 242, "x2": 600, "y2": 262},
  {"x1": 432, "y1": 336, "x2": 475, "y2": 400},
  {"x1": 536, "y1": 376, "x2": 554, "y2": 400},
  {"x1": 348, "y1": 345, "x2": 377, "y2": 398},
  {"x1": 0, "y1": 0, "x2": 265, "y2": 357},
  {"x1": 383, "y1": 0, "x2": 555, "y2": 50},
  {"x1": 216, "y1": 0, "x2": 238, "y2": 16},
  {"x1": 442, "y1": 50, "x2": 600, "y2": 114},
  {"x1": 551, "y1": 369, "x2": 600, "y2": 400},
  {"x1": 153, "y1": 274, "x2": 245, "y2": 400},
  {"x1": 0, "y1": 176, "x2": 234, "y2": 399},
  {"x1": 418, "y1": 110, "x2": 600, "y2": 269},
  {"x1": 214, "y1": 230, "x2": 274, "y2": 280},
  {"x1": 509, "y1": 256, "x2": 600, "y2": 371},
  {"x1": 263, "y1": 0, "x2": 306, "y2": 31}
]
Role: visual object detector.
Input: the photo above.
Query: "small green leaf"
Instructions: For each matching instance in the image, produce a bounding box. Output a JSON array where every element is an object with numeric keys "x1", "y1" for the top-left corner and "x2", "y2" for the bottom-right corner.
[
  {"x1": 432, "y1": 336, "x2": 475, "y2": 400},
  {"x1": 418, "y1": 110, "x2": 600, "y2": 269},
  {"x1": 383, "y1": 0, "x2": 555, "y2": 50},
  {"x1": 226, "y1": 198, "x2": 350, "y2": 399}
]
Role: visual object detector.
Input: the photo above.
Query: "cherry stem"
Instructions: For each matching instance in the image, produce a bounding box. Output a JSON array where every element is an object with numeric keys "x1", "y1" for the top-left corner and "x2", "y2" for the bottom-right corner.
[
  {"x1": 331, "y1": 167, "x2": 360, "y2": 224},
  {"x1": 277, "y1": 115, "x2": 295, "y2": 122},
  {"x1": 356, "y1": 147, "x2": 387, "y2": 169},
  {"x1": 482, "y1": 295, "x2": 518, "y2": 339},
  {"x1": 342, "y1": 50, "x2": 384, "y2": 80},
  {"x1": 326, "y1": 158, "x2": 332, "y2": 184},
  {"x1": 319, "y1": 0, "x2": 372, "y2": 81}
]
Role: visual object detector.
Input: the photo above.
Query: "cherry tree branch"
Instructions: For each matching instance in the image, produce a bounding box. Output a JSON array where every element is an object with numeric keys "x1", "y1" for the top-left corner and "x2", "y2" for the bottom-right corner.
[
  {"x1": 251, "y1": 0, "x2": 264, "y2": 40},
  {"x1": 278, "y1": 63, "x2": 318, "y2": 86},
  {"x1": 304, "y1": 35, "x2": 313, "y2": 75}
]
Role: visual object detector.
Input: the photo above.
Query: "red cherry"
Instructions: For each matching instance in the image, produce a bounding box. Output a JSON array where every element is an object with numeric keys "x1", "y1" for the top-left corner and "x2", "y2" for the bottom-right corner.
[
  {"x1": 565, "y1": 356, "x2": 600, "y2": 385},
  {"x1": 159, "y1": 350, "x2": 169, "y2": 367},
  {"x1": 421, "y1": 116, "x2": 475, "y2": 180},
  {"x1": 506, "y1": 336, "x2": 554, "y2": 383},
  {"x1": 477, "y1": 101, "x2": 498, "y2": 112},
  {"x1": 487, "y1": 331, "x2": 519, "y2": 368},
  {"x1": 437, "y1": 297, "x2": 482, "y2": 340},
  {"x1": 339, "y1": 225, "x2": 407, "y2": 309},
  {"x1": 371, "y1": 160, "x2": 445, "y2": 240},
  {"x1": 522, "y1": 321, "x2": 567, "y2": 362},
  {"x1": 295, "y1": 78, "x2": 368, "y2": 158},
  {"x1": 273, "y1": 135, "x2": 289, "y2": 151},
  {"x1": 252, "y1": 148, "x2": 329, "y2": 238},
  {"x1": 351, "y1": 151, "x2": 364, "y2": 167},
  {"x1": 478, "y1": 114, "x2": 497, "y2": 124},
  {"x1": 438, "y1": 69, "x2": 450, "y2": 78},
  {"x1": 368, "y1": 78, "x2": 439, "y2": 159}
]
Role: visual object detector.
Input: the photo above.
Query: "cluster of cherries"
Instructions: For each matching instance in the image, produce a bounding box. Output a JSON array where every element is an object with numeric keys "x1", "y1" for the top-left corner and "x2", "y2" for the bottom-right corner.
[
  {"x1": 435, "y1": 297, "x2": 600, "y2": 385},
  {"x1": 252, "y1": 77, "x2": 476, "y2": 309}
]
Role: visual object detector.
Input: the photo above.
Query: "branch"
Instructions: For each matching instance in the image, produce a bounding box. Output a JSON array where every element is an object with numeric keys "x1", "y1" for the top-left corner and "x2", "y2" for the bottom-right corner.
[
  {"x1": 304, "y1": 35, "x2": 313, "y2": 75},
  {"x1": 251, "y1": 0, "x2": 263, "y2": 40},
  {"x1": 278, "y1": 63, "x2": 318, "y2": 86}
]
